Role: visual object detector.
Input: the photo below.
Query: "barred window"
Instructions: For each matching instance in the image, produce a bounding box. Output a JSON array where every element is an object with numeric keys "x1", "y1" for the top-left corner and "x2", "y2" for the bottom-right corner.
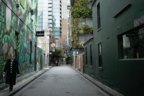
[{"x1": 118, "y1": 25, "x2": 144, "y2": 59}]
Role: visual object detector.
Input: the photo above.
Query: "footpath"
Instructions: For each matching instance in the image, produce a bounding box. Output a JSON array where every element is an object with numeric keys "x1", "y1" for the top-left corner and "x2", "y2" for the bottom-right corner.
[
  {"x1": 0, "y1": 67, "x2": 51, "y2": 96},
  {"x1": 82, "y1": 73, "x2": 124, "y2": 96},
  {"x1": 72, "y1": 67, "x2": 124, "y2": 96}
]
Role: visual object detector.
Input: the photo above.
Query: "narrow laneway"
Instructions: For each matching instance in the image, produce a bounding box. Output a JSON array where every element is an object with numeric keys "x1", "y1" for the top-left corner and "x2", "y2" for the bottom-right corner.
[{"x1": 14, "y1": 65, "x2": 109, "y2": 96}]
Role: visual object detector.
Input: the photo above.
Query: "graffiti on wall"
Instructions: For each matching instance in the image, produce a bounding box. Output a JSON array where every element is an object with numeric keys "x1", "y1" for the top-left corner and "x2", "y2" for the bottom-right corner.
[{"x1": 0, "y1": 0, "x2": 38, "y2": 83}]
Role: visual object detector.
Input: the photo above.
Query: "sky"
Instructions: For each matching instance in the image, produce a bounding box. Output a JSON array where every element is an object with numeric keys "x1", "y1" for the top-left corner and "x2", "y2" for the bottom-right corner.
[
  {"x1": 38, "y1": 0, "x2": 48, "y2": 30},
  {"x1": 62, "y1": 0, "x2": 70, "y2": 19}
]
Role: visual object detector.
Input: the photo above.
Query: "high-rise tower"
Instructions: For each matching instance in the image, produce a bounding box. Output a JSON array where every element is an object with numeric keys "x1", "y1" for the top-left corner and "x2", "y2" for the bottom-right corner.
[{"x1": 48, "y1": 0, "x2": 62, "y2": 49}]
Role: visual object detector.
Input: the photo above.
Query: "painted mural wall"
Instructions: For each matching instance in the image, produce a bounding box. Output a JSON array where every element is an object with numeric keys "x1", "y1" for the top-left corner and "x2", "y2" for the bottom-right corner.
[{"x1": 0, "y1": 0, "x2": 38, "y2": 84}]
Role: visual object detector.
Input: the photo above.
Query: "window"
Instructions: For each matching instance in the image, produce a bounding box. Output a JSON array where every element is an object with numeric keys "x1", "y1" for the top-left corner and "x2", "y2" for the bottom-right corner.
[
  {"x1": 98, "y1": 43, "x2": 103, "y2": 67},
  {"x1": 97, "y1": 3, "x2": 101, "y2": 28},
  {"x1": 30, "y1": 41, "x2": 32, "y2": 64},
  {"x1": 85, "y1": 47, "x2": 87, "y2": 64},
  {"x1": 118, "y1": 24, "x2": 144, "y2": 59},
  {"x1": 90, "y1": 44, "x2": 93, "y2": 65}
]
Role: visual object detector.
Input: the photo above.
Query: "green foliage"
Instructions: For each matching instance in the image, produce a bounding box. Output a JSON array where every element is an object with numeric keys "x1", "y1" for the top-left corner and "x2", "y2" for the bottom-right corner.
[
  {"x1": 71, "y1": 0, "x2": 92, "y2": 48},
  {"x1": 72, "y1": 0, "x2": 92, "y2": 18},
  {"x1": 79, "y1": 24, "x2": 93, "y2": 35},
  {"x1": 52, "y1": 48, "x2": 65, "y2": 58},
  {"x1": 72, "y1": 19, "x2": 79, "y2": 48},
  {"x1": 77, "y1": 43, "x2": 84, "y2": 48}
]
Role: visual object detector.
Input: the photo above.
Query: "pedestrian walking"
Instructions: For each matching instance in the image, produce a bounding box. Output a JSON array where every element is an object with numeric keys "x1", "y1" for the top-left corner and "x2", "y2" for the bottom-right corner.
[{"x1": 3, "y1": 53, "x2": 19, "y2": 92}]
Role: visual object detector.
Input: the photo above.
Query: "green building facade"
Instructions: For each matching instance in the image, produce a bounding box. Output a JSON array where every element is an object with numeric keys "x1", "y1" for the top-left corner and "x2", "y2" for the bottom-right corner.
[
  {"x1": 0, "y1": 0, "x2": 40, "y2": 86},
  {"x1": 84, "y1": 0, "x2": 144, "y2": 96}
]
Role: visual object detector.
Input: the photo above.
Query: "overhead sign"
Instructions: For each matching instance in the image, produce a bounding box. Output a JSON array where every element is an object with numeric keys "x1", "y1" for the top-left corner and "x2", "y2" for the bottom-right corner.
[{"x1": 36, "y1": 31, "x2": 44, "y2": 37}]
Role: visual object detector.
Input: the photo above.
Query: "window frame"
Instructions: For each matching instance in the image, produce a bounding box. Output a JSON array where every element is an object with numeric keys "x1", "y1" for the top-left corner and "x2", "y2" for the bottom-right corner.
[
  {"x1": 97, "y1": 3, "x2": 101, "y2": 29},
  {"x1": 118, "y1": 24, "x2": 144, "y2": 60},
  {"x1": 98, "y1": 42, "x2": 103, "y2": 68}
]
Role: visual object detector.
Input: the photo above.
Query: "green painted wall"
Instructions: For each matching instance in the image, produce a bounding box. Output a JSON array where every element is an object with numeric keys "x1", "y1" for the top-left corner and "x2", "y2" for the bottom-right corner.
[
  {"x1": 0, "y1": 0, "x2": 38, "y2": 84},
  {"x1": 84, "y1": 0, "x2": 144, "y2": 96}
]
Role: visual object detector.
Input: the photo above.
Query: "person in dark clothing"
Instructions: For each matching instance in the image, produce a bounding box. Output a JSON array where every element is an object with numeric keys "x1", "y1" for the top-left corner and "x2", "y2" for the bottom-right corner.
[{"x1": 3, "y1": 53, "x2": 19, "y2": 92}]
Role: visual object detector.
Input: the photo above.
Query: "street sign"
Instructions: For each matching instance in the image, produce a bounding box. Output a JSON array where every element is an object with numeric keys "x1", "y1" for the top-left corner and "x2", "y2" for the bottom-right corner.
[{"x1": 36, "y1": 31, "x2": 44, "y2": 36}]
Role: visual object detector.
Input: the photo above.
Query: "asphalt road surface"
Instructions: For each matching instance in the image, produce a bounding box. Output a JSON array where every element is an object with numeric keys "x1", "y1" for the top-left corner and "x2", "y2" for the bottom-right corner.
[{"x1": 14, "y1": 65, "x2": 109, "y2": 96}]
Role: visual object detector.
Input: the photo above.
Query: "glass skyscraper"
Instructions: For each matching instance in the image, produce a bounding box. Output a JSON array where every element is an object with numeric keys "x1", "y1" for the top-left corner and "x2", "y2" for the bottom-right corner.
[
  {"x1": 53, "y1": 0, "x2": 62, "y2": 38},
  {"x1": 48, "y1": 0, "x2": 62, "y2": 48}
]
